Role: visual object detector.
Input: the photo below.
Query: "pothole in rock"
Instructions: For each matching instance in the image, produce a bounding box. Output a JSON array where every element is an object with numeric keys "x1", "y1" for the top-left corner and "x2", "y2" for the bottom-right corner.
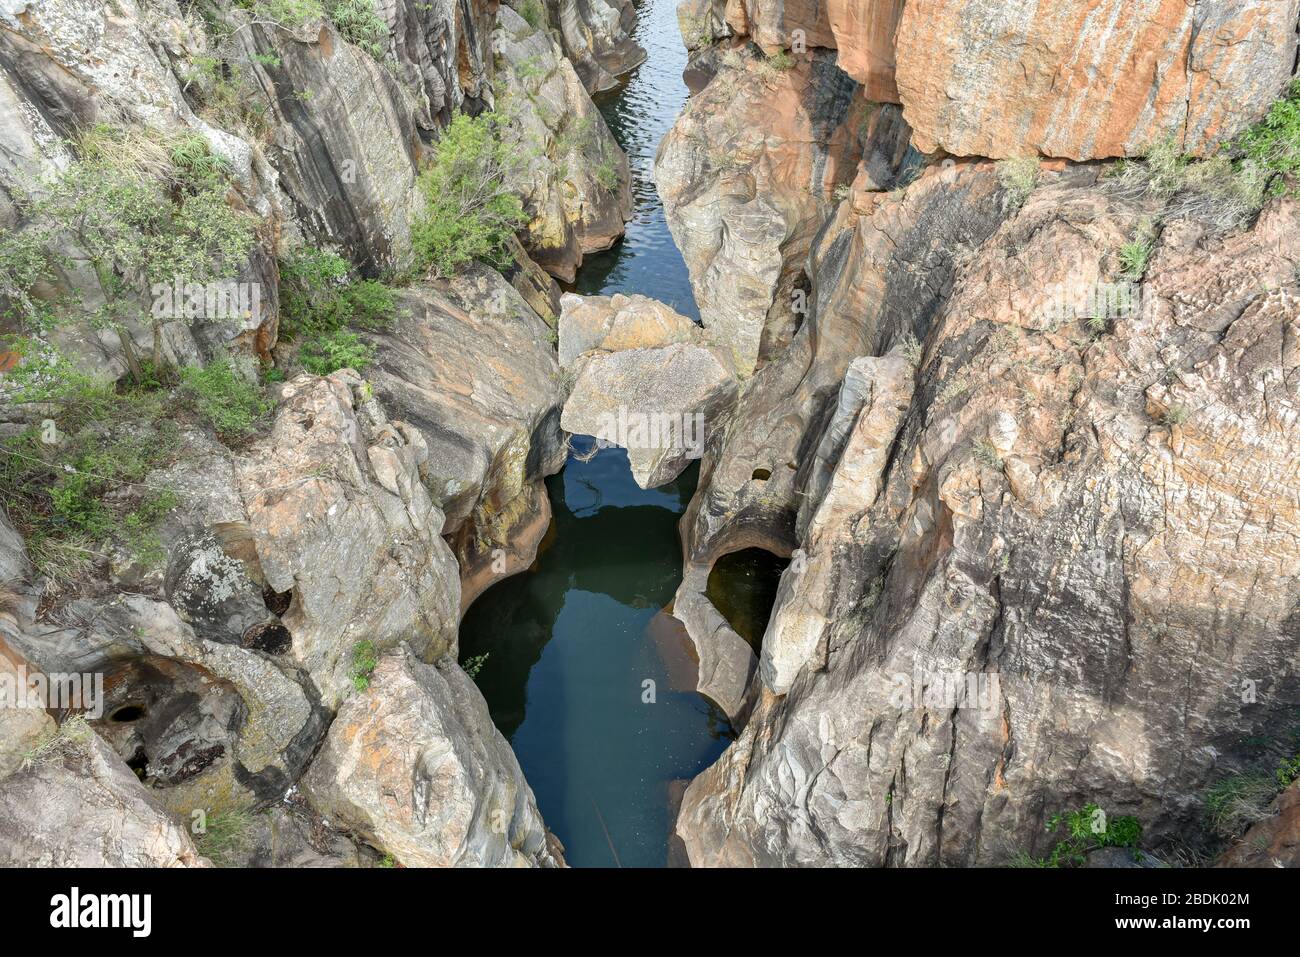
[
  {"x1": 243, "y1": 621, "x2": 293, "y2": 655},
  {"x1": 91, "y1": 655, "x2": 244, "y2": 788},
  {"x1": 705, "y1": 548, "x2": 790, "y2": 653},
  {"x1": 262, "y1": 584, "x2": 293, "y2": 616}
]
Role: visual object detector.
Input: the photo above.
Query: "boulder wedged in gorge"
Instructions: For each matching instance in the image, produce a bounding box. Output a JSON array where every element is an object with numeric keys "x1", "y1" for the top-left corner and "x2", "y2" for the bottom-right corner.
[
  {"x1": 545, "y1": 0, "x2": 646, "y2": 93},
  {"x1": 302, "y1": 645, "x2": 562, "y2": 867},
  {"x1": 893, "y1": 0, "x2": 1300, "y2": 160},
  {"x1": 362, "y1": 270, "x2": 568, "y2": 608},
  {"x1": 495, "y1": 6, "x2": 633, "y2": 283},
  {"x1": 558, "y1": 292, "x2": 739, "y2": 489},
  {"x1": 676, "y1": 175, "x2": 1300, "y2": 865},
  {"x1": 655, "y1": 49, "x2": 874, "y2": 376}
]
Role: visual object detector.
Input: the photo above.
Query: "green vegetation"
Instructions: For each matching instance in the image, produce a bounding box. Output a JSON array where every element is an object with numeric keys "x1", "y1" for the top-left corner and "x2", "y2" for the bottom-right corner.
[
  {"x1": 997, "y1": 156, "x2": 1040, "y2": 210},
  {"x1": 350, "y1": 640, "x2": 379, "y2": 692},
  {"x1": 322, "y1": 0, "x2": 389, "y2": 58},
  {"x1": 180, "y1": 358, "x2": 273, "y2": 441},
  {"x1": 193, "y1": 808, "x2": 255, "y2": 867},
  {"x1": 0, "y1": 345, "x2": 183, "y2": 583},
  {"x1": 1160, "y1": 403, "x2": 1189, "y2": 426},
  {"x1": 972, "y1": 439, "x2": 1004, "y2": 471},
  {"x1": 1109, "y1": 81, "x2": 1300, "y2": 230},
  {"x1": 278, "y1": 247, "x2": 397, "y2": 375},
  {"x1": 1119, "y1": 237, "x2": 1154, "y2": 280},
  {"x1": 462, "y1": 652, "x2": 489, "y2": 681},
  {"x1": 412, "y1": 112, "x2": 526, "y2": 277},
  {"x1": 0, "y1": 124, "x2": 255, "y2": 378},
  {"x1": 515, "y1": 0, "x2": 546, "y2": 30},
  {"x1": 1013, "y1": 803, "x2": 1142, "y2": 868},
  {"x1": 21, "y1": 716, "x2": 93, "y2": 768},
  {"x1": 1203, "y1": 747, "x2": 1300, "y2": 839}
]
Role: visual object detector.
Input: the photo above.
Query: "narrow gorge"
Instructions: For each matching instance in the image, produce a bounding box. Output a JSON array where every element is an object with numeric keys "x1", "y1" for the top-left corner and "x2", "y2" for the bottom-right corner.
[{"x1": 1, "y1": 0, "x2": 1299, "y2": 877}]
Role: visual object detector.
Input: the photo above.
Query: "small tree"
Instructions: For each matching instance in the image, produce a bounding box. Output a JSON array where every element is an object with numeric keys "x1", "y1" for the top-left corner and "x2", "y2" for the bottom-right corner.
[{"x1": 412, "y1": 112, "x2": 527, "y2": 278}]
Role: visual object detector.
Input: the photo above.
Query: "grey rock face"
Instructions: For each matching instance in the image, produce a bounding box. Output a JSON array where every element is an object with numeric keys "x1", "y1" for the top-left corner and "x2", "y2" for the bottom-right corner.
[
  {"x1": 237, "y1": 372, "x2": 461, "y2": 711},
  {"x1": 676, "y1": 175, "x2": 1300, "y2": 867},
  {"x1": 0, "y1": 723, "x2": 208, "y2": 867},
  {"x1": 543, "y1": 0, "x2": 646, "y2": 93},
  {"x1": 302, "y1": 645, "x2": 561, "y2": 867},
  {"x1": 494, "y1": 6, "x2": 632, "y2": 282}
]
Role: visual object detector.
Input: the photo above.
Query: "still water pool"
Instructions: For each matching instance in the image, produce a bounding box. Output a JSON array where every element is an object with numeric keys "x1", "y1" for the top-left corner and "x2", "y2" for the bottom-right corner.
[{"x1": 458, "y1": 0, "x2": 736, "y2": 867}]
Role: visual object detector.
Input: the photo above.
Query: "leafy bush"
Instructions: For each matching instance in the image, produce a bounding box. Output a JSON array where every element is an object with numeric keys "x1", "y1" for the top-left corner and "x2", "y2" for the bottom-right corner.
[
  {"x1": 277, "y1": 247, "x2": 393, "y2": 375},
  {"x1": 412, "y1": 112, "x2": 526, "y2": 277},
  {"x1": 0, "y1": 343, "x2": 181, "y2": 582},
  {"x1": 515, "y1": 0, "x2": 546, "y2": 30},
  {"x1": 1234, "y1": 78, "x2": 1300, "y2": 196},
  {"x1": 323, "y1": 0, "x2": 388, "y2": 58},
  {"x1": 0, "y1": 124, "x2": 255, "y2": 376},
  {"x1": 1014, "y1": 803, "x2": 1142, "y2": 867},
  {"x1": 299, "y1": 328, "x2": 375, "y2": 375},
  {"x1": 180, "y1": 358, "x2": 273, "y2": 441}
]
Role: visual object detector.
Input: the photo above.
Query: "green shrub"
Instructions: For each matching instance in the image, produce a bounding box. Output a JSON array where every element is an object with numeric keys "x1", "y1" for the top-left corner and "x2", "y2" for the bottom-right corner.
[
  {"x1": 1234, "y1": 78, "x2": 1300, "y2": 197},
  {"x1": 516, "y1": 0, "x2": 546, "y2": 30},
  {"x1": 1119, "y1": 238, "x2": 1153, "y2": 280},
  {"x1": 323, "y1": 0, "x2": 389, "y2": 58},
  {"x1": 179, "y1": 358, "x2": 273, "y2": 441},
  {"x1": 412, "y1": 112, "x2": 526, "y2": 277},
  {"x1": 1015, "y1": 803, "x2": 1142, "y2": 867},
  {"x1": 0, "y1": 344, "x2": 181, "y2": 581},
  {"x1": 299, "y1": 327, "x2": 374, "y2": 375},
  {"x1": 462, "y1": 652, "x2": 489, "y2": 681}
]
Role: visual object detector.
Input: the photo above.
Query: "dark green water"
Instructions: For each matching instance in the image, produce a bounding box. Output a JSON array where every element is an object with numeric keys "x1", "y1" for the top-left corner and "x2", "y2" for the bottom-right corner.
[{"x1": 458, "y1": 0, "x2": 734, "y2": 867}]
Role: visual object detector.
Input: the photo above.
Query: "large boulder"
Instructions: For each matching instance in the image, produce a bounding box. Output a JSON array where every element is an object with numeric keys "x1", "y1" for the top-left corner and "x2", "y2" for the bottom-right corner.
[
  {"x1": 236, "y1": 372, "x2": 461, "y2": 710},
  {"x1": 559, "y1": 296, "x2": 739, "y2": 489},
  {"x1": 302, "y1": 645, "x2": 562, "y2": 867}
]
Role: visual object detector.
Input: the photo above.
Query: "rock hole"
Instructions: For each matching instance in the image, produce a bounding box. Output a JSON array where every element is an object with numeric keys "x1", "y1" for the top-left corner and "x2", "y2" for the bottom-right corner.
[
  {"x1": 243, "y1": 622, "x2": 293, "y2": 655},
  {"x1": 110, "y1": 704, "x2": 146, "y2": 723},
  {"x1": 263, "y1": 584, "x2": 293, "y2": 616},
  {"x1": 705, "y1": 548, "x2": 791, "y2": 653},
  {"x1": 125, "y1": 747, "x2": 149, "y2": 781},
  {"x1": 751, "y1": 468, "x2": 772, "y2": 481}
]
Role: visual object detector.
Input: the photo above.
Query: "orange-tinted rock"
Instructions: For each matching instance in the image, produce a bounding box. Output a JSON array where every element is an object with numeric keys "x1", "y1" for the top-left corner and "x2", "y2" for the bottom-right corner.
[{"x1": 894, "y1": 0, "x2": 1300, "y2": 160}]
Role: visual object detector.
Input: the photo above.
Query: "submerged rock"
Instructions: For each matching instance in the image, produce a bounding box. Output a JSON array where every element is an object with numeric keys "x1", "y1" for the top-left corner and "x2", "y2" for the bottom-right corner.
[{"x1": 302, "y1": 645, "x2": 562, "y2": 867}]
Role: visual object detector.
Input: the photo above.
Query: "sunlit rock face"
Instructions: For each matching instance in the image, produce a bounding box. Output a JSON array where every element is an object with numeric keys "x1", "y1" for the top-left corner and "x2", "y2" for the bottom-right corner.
[
  {"x1": 893, "y1": 0, "x2": 1300, "y2": 160},
  {"x1": 677, "y1": 172, "x2": 1300, "y2": 866}
]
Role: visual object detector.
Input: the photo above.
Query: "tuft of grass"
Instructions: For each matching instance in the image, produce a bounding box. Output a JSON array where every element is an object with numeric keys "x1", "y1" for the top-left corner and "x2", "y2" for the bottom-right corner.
[
  {"x1": 179, "y1": 358, "x2": 273, "y2": 442},
  {"x1": 1160, "y1": 404, "x2": 1189, "y2": 426},
  {"x1": 1204, "y1": 773, "x2": 1279, "y2": 838},
  {"x1": 350, "y1": 640, "x2": 378, "y2": 692},
  {"x1": 997, "y1": 156, "x2": 1040, "y2": 210},
  {"x1": 193, "y1": 808, "x2": 255, "y2": 867},
  {"x1": 973, "y1": 439, "x2": 1005, "y2": 471}
]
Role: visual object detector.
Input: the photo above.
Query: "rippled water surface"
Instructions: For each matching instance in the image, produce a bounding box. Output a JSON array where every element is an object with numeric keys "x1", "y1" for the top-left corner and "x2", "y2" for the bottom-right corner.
[{"x1": 459, "y1": 1, "x2": 733, "y2": 868}]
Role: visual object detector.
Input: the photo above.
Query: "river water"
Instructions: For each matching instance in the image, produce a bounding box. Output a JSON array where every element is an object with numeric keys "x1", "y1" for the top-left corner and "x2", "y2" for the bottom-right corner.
[{"x1": 457, "y1": 0, "x2": 734, "y2": 868}]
